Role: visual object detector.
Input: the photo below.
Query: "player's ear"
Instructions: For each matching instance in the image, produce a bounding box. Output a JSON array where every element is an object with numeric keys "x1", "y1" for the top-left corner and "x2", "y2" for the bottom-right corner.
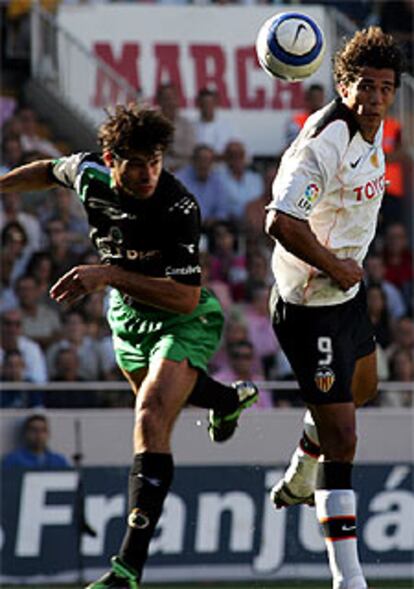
[
  {"x1": 103, "y1": 151, "x2": 114, "y2": 168},
  {"x1": 337, "y1": 82, "x2": 348, "y2": 99}
]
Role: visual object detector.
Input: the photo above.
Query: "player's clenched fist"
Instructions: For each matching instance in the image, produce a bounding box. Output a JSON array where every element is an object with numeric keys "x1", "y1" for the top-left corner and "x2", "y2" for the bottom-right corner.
[
  {"x1": 49, "y1": 264, "x2": 110, "y2": 306},
  {"x1": 330, "y1": 258, "x2": 363, "y2": 292}
]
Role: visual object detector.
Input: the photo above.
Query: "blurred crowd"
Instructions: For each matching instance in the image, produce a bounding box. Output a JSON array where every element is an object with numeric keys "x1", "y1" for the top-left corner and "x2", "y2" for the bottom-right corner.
[{"x1": 1, "y1": 77, "x2": 412, "y2": 411}]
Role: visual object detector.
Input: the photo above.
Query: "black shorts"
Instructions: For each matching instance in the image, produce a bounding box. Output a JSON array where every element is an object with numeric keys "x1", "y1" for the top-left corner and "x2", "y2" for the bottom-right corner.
[{"x1": 270, "y1": 285, "x2": 375, "y2": 405}]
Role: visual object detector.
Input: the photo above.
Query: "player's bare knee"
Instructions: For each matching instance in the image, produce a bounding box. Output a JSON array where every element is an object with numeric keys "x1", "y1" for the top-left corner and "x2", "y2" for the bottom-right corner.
[{"x1": 134, "y1": 403, "x2": 166, "y2": 441}]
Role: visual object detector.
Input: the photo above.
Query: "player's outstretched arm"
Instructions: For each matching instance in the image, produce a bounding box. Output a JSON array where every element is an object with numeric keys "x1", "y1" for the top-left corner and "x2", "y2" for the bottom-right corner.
[
  {"x1": 265, "y1": 209, "x2": 363, "y2": 291},
  {"x1": 0, "y1": 160, "x2": 58, "y2": 193},
  {"x1": 50, "y1": 264, "x2": 201, "y2": 314}
]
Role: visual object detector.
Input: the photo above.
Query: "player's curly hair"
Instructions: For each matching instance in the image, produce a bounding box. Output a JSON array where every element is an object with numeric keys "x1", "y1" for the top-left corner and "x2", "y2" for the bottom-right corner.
[
  {"x1": 333, "y1": 26, "x2": 406, "y2": 88},
  {"x1": 98, "y1": 103, "x2": 174, "y2": 156}
]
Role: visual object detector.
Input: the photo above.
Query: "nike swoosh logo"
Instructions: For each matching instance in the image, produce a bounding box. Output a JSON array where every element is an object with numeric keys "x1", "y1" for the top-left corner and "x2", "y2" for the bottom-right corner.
[
  {"x1": 137, "y1": 473, "x2": 162, "y2": 487},
  {"x1": 293, "y1": 23, "x2": 307, "y2": 45},
  {"x1": 350, "y1": 157, "x2": 362, "y2": 169},
  {"x1": 342, "y1": 525, "x2": 356, "y2": 532}
]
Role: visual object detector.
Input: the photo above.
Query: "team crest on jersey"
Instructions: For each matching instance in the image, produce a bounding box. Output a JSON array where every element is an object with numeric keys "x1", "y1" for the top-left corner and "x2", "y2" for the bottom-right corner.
[
  {"x1": 314, "y1": 366, "x2": 335, "y2": 393},
  {"x1": 370, "y1": 151, "x2": 380, "y2": 168},
  {"x1": 296, "y1": 183, "x2": 320, "y2": 212}
]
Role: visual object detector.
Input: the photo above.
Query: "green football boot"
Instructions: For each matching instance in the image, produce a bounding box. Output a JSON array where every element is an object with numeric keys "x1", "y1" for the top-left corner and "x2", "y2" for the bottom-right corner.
[
  {"x1": 85, "y1": 556, "x2": 139, "y2": 589},
  {"x1": 208, "y1": 380, "x2": 259, "y2": 442}
]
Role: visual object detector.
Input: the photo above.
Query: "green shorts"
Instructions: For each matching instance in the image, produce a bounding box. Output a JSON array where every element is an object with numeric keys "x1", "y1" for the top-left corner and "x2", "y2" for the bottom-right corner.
[{"x1": 107, "y1": 287, "x2": 224, "y2": 373}]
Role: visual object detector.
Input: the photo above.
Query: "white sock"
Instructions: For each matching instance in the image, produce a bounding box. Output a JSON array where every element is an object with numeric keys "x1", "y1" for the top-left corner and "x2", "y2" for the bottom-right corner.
[
  {"x1": 284, "y1": 410, "x2": 320, "y2": 495},
  {"x1": 315, "y1": 489, "x2": 367, "y2": 589}
]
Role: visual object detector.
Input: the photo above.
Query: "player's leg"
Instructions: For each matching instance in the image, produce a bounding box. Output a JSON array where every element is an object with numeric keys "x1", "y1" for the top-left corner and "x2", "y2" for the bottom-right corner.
[
  {"x1": 352, "y1": 351, "x2": 377, "y2": 408},
  {"x1": 270, "y1": 282, "x2": 377, "y2": 510},
  {"x1": 188, "y1": 371, "x2": 258, "y2": 442},
  {"x1": 179, "y1": 290, "x2": 259, "y2": 442},
  {"x1": 87, "y1": 358, "x2": 198, "y2": 589},
  {"x1": 311, "y1": 401, "x2": 367, "y2": 589},
  {"x1": 271, "y1": 351, "x2": 377, "y2": 508},
  {"x1": 270, "y1": 408, "x2": 320, "y2": 507}
]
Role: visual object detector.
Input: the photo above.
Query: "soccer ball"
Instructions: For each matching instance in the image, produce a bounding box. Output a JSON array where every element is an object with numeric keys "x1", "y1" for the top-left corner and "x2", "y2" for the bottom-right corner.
[{"x1": 256, "y1": 12, "x2": 326, "y2": 82}]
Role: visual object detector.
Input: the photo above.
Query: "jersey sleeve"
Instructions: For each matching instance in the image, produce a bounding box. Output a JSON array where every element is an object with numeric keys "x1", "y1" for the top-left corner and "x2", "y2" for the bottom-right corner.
[
  {"x1": 164, "y1": 198, "x2": 202, "y2": 286},
  {"x1": 49, "y1": 153, "x2": 86, "y2": 189},
  {"x1": 268, "y1": 121, "x2": 349, "y2": 220}
]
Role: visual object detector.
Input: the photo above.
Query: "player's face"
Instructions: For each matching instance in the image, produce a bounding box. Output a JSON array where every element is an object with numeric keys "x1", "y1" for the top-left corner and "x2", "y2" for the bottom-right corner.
[
  {"x1": 340, "y1": 67, "x2": 396, "y2": 142},
  {"x1": 111, "y1": 149, "x2": 163, "y2": 199}
]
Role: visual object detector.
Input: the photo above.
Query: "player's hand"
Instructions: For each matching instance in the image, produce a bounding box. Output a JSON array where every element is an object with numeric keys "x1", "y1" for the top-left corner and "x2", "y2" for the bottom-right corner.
[
  {"x1": 330, "y1": 258, "x2": 363, "y2": 291},
  {"x1": 49, "y1": 264, "x2": 110, "y2": 306}
]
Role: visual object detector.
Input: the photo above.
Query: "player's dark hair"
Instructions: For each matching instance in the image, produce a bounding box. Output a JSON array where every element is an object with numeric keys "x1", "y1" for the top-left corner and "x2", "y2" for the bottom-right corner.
[
  {"x1": 334, "y1": 26, "x2": 406, "y2": 88},
  {"x1": 98, "y1": 103, "x2": 174, "y2": 156}
]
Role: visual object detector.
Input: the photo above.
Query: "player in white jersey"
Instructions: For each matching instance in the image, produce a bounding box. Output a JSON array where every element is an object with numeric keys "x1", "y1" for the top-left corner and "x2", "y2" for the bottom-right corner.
[{"x1": 265, "y1": 27, "x2": 406, "y2": 589}]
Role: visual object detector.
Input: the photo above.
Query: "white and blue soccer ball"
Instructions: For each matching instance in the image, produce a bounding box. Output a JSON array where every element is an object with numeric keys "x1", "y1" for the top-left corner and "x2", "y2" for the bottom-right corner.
[{"x1": 256, "y1": 12, "x2": 326, "y2": 82}]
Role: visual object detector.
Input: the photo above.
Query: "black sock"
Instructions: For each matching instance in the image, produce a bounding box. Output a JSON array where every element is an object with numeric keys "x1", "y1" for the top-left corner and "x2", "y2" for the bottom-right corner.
[
  {"x1": 187, "y1": 371, "x2": 239, "y2": 413},
  {"x1": 119, "y1": 452, "x2": 174, "y2": 579}
]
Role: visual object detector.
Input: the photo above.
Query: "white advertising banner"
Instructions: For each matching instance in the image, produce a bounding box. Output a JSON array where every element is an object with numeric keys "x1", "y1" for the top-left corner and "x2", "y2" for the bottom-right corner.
[{"x1": 58, "y1": 5, "x2": 333, "y2": 155}]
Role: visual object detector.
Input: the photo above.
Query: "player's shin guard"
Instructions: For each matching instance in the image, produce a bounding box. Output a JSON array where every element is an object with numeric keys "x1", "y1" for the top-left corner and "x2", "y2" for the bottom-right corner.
[
  {"x1": 315, "y1": 462, "x2": 367, "y2": 589},
  {"x1": 271, "y1": 411, "x2": 320, "y2": 507},
  {"x1": 119, "y1": 452, "x2": 174, "y2": 580}
]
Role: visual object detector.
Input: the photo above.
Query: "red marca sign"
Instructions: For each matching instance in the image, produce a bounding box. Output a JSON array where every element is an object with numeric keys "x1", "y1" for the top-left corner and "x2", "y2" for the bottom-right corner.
[
  {"x1": 92, "y1": 41, "x2": 305, "y2": 110},
  {"x1": 57, "y1": 5, "x2": 330, "y2": 154}
]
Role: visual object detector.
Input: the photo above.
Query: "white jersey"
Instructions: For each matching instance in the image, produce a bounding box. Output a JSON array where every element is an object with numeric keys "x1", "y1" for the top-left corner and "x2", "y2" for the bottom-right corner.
[{"x1": 268, "y1": 98, "x2": 385, "y2": 306}]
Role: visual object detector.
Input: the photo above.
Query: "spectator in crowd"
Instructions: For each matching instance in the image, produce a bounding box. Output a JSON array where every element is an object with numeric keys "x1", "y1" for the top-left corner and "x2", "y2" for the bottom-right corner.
[
  {"x1": 0, "y1": 308, "x2": 48, "y2": 384},
  {"x1": 366, "y1": 284, "x2": 393, "y2": 349},
  {"x1": 211, "y1": 312, "x2": 260, "y2": 375},
  {"x1": 193, "y1": 87, "x2": 238, "y2": 158},
  {"x1": 364, "y1": 253, "x2": 407, "y2": 319},
  {"x1": 17, "y1": 106, "x2": 62, "y2": 158},
  {"x1": 387, "y1": 316, "x2": 414, "y2": 361},
  {"x1": 14, "y1": 274, "x2": 62, "y2": 349},
  {"x1": 243, "y1": 285, "x2": 280, "y2": 378},
  {"x1": 0, "y1": 349, "x2": 43, "y2": 408},
  {"x1": 46, "y1": 310, "x2": 105, "y2": 381},
  {"x1": 285, "y1": 83, "x2": 326, "y2": 146},
  {"x1": 199, "y1": 251, "x2": 233, "y2": 315},
  {"x1": 214, "y1": 340, "x2": 272, "y2": 409},
  {"x1": 26, "y1": 251, "x2": 56, "y2": 307},
  {"x1": 40, "y1": 186, "x2": 89, "y2": 252},
  {"x1": 44, "y1": 218, "x2": 81, "y2": 284},
  {"x1": 382, "y1": 222, "x2": 413, "y2": 309},
  {"x1": 44, "y1": 346, "x2": 102, "y2": 409},
  {"x1": 0, "y1": 134, "x2": 24, "y2": 174},
  {"x1": 0, "y1": 191, "x2": 42, "y2": 251},
  {"x1": 244, "y1": 249, "x2": 272, "y2": 301},
  {"x1": 176, "y1": 144, "x2": 230, "y2": 225},
  {"x1": 218, "y1": 140, "x2": 264, "y2": 221},
  {"x1": 2, "y1": 115, "x2": 24, "y2": 143},
  {"x1": 80, "y1": 291, "x2": 111, "y2": 340},
  {"x1": 381, "y1": 349, "x2": 413, "y2": 407},
  {"x1": 1, "y1": 221, "x2": 32, "y2": 288},
  {"x1": 208, "y1": 220, "x2": 247, "y2": 301},
  {"x1": 244, "y1": 162, "x2": 278, "y2": 251},
  {"x1": 2, "y1": 413, "x2": 69, "y2": 468},
  {"x1": 155, "y1": 83, "x2": 196, "y2": 171},
  {"x1": 0, "y1": 95, "x2": 17, "y2": 128}
]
